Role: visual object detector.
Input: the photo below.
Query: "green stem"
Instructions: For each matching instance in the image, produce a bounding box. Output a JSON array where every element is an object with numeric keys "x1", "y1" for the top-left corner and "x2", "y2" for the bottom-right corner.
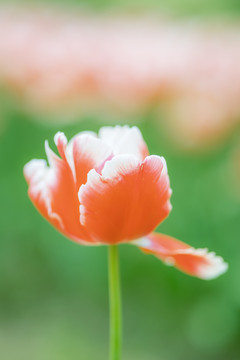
[{"x1": 108, "y1": 245, "x2": 122, "y2": 360}]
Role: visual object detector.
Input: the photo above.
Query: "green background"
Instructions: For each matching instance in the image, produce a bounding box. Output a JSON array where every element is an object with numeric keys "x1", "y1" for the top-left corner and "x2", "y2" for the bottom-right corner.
[{"x1": 0, "y1": 1, "x2": 240, "y2": 359}]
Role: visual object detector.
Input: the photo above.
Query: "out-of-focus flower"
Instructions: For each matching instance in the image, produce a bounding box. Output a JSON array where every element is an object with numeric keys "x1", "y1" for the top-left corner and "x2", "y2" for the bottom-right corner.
[
  {"x1": 0, "y1": 6, "x2": 239, "y2": 149},
  {"x1": 24, "y1": 125, "x2": 228, "y2": 279},
  {"x1": 161, "y1": 72, "x2": 240, "y2": 150}
]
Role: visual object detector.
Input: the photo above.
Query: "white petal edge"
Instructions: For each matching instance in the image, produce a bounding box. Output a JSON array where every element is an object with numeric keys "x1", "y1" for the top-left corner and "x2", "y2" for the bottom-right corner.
[
  {"x1": 78, "y1": 153, "x2": 171, "y2": 227},
  {"x1": 99, "y1": 125, "x2": 148, "y2": 161},
  {"x1": 54, "y1": 131, "x2": 67, "y2": 148},
  {"x1": 78, "y1": 169, "x2": 100, "y2": 226},
  {"x1": 180, "y1": 248, "x2": 229, "y2": 280},
  {"x1": 132, "y1": 238, "x2": 228, "y2": 280},
  {"x1": 78, "y1": 154, "x2": 140, "y2": 226},
  {"x1": 98, "y1": 125, "x2": 131, "y2": 147},
  {"x1": 67, "y1": 131, "x2": 98, "y2": 156},
  {"x1": 169, "y1": 247, "x2": 228, "y2": 279},
  {"x1": 101, "y1": 154, "x2": 140, "y2": 180},
  {"x1": 68, "y1": 133, "x2": 113, "y2": 172},
  {"x1": 24, "y1": 159, "x2": 64, "y2": 229}
]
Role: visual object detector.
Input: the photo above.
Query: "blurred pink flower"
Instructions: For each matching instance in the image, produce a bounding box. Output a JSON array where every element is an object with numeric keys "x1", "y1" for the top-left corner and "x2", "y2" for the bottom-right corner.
[
  {"x1": 0, "y1": 6, "x2": 239, "y2": 147},
  {"x1": 24, "y1": 125, "x2": 228, "y2": 279}
]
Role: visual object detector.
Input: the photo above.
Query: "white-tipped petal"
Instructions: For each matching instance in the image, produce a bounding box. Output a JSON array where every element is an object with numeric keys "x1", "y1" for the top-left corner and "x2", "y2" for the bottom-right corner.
[
  {"x1": 68, "y1": 133, "x2": 113, "y2": 189},
  {"x1": 54, "y1": 131, "x2": 67, "y2": 148},
  {"x1": 24, "y1": 159, "x2": 47, "y2": 183},
  {"x1": 78, "y1": 154, "x2": 171, "y2": 244},
  {"x1": 134, "y1": 233, "x2": 228, "y2": 280},
  {"x1": 99, "y1": 125, "x2": 149, "y2": 161},
  {"x1": 196, "y1": 251, "x2": 228, "y2": 280},
  {"x1": 101, "y1": 154, "x2": 140, "y2": 180},
  {"x1": 24, "y1": 133, "x2": 95, "y2": 245}
]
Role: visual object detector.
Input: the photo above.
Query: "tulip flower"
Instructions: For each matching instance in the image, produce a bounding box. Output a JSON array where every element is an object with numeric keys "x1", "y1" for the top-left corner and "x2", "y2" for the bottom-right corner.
[{"x1": 24, "y1": 125, "x2": 228, "y2": 360}]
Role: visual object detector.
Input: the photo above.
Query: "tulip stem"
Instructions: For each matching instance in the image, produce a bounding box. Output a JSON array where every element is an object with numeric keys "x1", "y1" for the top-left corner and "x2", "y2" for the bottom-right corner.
[{"x1": 108, "y1": 245, "x2": 122, "y2": 360}]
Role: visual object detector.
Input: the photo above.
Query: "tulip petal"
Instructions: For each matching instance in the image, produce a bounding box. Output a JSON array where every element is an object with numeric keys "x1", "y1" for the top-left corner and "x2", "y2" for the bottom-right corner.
[
  {"x1": 134, "y1": 233, "x2": 228, "y2": 279},
  {"x1": 79, "y1": 154, "x2": 172, "y2": 244},
  {"x1": 99, "y1": 125, "x2": 149, "y2": 161},
  {"x1": 24, "y1": 136, "x2": 94, "y2": 244},
  {"x1": 68, "y1": 133, "x2": 113, "y2": 189}
]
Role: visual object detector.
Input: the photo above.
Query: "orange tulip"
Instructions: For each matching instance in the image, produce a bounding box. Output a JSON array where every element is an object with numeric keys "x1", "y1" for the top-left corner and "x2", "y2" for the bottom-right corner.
[{"x1": 24, "y1": 125, "x2": 227, "y2": 280}]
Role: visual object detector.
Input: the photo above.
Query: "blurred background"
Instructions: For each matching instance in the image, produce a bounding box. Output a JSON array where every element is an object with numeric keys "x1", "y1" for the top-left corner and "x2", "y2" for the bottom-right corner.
[{"x1": 0, "y1": 1, "x2": 240, "y2": 359}]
